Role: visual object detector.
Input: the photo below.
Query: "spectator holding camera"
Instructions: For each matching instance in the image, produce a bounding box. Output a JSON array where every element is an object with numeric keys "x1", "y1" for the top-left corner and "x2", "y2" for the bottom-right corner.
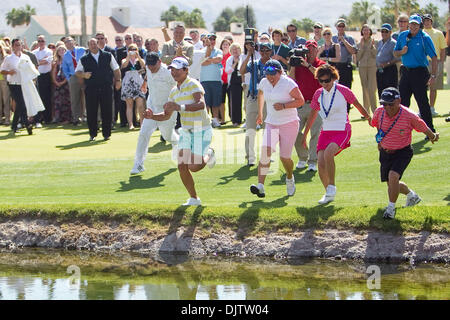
[
  {"x1": 225, "y1": 43, "x2": 243, "y2": 126},
  {"x1": 121, "y1": 44, "x2": 146, "y2": 130},
  {"x1": 318, "y1": 28, "x2": 341, "y2": 64},
  {"x1": 239, "y1": 42, "x2": 272, "y2": 166},
  {"x1": 271, "y1": 29, "x2": 291, "y2": 71},
  {"x1": 289, "y1": 40, "x2": 326, "y2": 172},
  {"x1": 356, "y1": 24, "x2": 378, "y2": 116}
]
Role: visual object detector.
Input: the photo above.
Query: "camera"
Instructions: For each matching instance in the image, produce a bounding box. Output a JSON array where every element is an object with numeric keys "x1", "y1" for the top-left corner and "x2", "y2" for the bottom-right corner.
[
  {"x1": 244, "y1": 28, "x2": 258, "y2": 54},
  {"x1": 288, "y1": 45, "x2": 309, "y2": 67}
]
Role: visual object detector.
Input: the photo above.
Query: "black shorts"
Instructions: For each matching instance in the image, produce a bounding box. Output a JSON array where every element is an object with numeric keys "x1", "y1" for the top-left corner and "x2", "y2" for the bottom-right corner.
[{"x1": 379, "y1": 145, "x2": 413, "y2": 182}]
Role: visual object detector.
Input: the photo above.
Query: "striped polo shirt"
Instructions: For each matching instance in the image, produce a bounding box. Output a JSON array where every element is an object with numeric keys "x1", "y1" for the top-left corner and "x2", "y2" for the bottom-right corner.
[
  {"x1": 371, "y1": 105, "x2": 428, "y2": 150},
  {"x1": 168, "y1": 76, "x2": 211, "y2": 131}
]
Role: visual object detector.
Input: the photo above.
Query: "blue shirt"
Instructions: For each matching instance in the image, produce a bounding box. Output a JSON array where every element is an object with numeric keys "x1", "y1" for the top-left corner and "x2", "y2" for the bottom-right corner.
[
  {"x1": 376, "y1": 38, "x2": 398, "y2": 67},
  {"x1": 394, "y1": 30, "x2": 437, "y2": 68},
  {"x1": 200, "y1": 48, "x2": 223, "y2": 82},
  {"x1": 288, "y1": 36, "x2": 306, "y2": 49},
  {"x1": 62, "y1": 47, "x2": 87, "y2": 79},
  {"x1": 246, "y1": 59, "x2": 267, "y2": 98}
]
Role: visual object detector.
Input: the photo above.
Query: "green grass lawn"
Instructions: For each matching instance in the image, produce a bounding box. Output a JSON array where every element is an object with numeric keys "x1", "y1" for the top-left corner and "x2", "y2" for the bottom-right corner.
[{"x1": 0, "y1": 73, "x2": 448, "y2": 234}]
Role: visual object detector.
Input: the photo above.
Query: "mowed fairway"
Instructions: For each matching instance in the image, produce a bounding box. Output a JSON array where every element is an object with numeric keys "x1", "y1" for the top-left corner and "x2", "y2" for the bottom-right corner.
[{"x1": 0, "y1": 73, "x2": 448, "y2": 232}]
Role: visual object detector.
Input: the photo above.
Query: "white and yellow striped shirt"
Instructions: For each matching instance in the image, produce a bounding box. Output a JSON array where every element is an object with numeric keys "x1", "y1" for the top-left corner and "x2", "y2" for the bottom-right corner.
[{"x1": 168, "y1": 76, "x2": 211, "y2": 131}]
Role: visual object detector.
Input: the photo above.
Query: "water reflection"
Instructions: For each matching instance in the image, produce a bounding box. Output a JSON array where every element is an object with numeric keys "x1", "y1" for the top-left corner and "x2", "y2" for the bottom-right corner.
[{"x1": 0, "y1": 249, "x2": 448, "y2": 300}]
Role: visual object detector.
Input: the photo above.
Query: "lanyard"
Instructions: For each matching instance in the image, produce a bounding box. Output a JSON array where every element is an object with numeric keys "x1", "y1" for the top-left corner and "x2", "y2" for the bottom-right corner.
[
  {"x1": 377, "y1": 40, "x2": 388, "y2": 57},
  {"x1": 274, "y1": 45, "x2": 281, "y2": 56},
  {"x1": 320, "y1": 85, "x2": 337, "y2": 118},
  {"x1": 379, "y1": 108, "x2": 403, "y2": 138}
]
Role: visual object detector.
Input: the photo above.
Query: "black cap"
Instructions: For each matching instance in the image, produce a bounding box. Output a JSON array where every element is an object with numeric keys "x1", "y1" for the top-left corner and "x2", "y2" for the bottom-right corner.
[
  {"x1": 145, "y1": 52, "x2": 160, "y2": 66},
  {"x1": 380, "y1": 87, "x2": 400, "y2": 104},
  {"x1": 422, "y1": 13, "x2": 432, "y2": 21}
]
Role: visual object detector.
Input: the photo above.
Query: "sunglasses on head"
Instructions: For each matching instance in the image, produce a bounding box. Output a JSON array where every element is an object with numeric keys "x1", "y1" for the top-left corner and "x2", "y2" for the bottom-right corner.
[{"x1": 318, "y1": 77, "x2": 332, "y2": 84}]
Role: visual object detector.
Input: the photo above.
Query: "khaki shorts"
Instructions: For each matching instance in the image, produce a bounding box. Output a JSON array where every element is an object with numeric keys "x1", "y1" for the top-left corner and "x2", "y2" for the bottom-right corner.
[{"x1": 428, "y1": 61, "x2": 444, "y2": 90}]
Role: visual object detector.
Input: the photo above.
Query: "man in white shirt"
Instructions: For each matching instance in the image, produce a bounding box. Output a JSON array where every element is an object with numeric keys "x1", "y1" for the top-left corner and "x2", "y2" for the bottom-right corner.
[
  {"x1": 32, "y1": 35, "x2": 53, "y2": 127},
  {"x1": 130, "y1": 52, "x2": 179, "y2": 174},
  {"x1": 75, "y1": 38, "x2": 121, "y2": 141},
  {"x1": 0, "y1": 39, "x2": 33, "y2": 135},
  {"x1": 189, "y1": 30, "x2": 204, "y2": 50}
]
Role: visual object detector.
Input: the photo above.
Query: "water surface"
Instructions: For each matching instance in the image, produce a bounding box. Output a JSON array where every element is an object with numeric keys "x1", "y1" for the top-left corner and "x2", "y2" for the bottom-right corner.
[{"x1": 0, "y1": 249, "x2": 448, "y2": 300}]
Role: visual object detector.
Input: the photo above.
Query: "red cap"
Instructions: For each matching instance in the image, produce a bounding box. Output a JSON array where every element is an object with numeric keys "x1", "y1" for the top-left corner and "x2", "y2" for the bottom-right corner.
[{"x1": 305, "y1": 40, "x2": 318, "y2": 48}]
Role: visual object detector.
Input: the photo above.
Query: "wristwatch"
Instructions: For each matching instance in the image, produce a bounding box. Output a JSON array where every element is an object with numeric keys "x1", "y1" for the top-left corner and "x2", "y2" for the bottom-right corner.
[{"x1": 430, "y1": 74, "x2": 436, "y2": 78}]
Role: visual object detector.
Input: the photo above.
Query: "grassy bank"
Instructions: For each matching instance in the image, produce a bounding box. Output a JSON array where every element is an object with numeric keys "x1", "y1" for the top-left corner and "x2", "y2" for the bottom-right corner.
[{"x1": 0, "y1": 73, "x2": 448, "y2": 235}]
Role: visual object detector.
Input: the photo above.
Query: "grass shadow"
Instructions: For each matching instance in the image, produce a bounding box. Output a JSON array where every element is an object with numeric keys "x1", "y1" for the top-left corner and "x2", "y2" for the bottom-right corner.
[
  {"x1": 148, "y1": 141, "x2": 172, "y2": 154},
  {"x1": 116, "y1": 168, "x2": 177, "y2": 192},
  {"x1": 0, "y1": 131, "x2": 22, "y2": 141},
  {"x1": 412, "y1": 139, "x2": 432, "y2": 155},
  {"x1": 368, "y1": 208, "x2": 403, "y2": 233},
  {"x1": 270, "y1": 170, "x2": 316, "y2": 186},
  {"x1": 55, "y1": 139, "x2": 107, "y2": 150},
  {"x1": 236, "y1": 195, "x2": 290, "y2": 239},
  {"x1": 295, "y1": 205, "x2": 340, "y2": 228},
  {"x1": 217, "y1": 165, "x2": 257, "y2": 185},
  {"x1": 444, "y1": 194, "x2": 450, "y2": 206}
]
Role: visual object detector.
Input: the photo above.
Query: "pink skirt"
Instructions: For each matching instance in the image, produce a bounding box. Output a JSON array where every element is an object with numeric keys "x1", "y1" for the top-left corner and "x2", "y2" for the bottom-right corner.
[{"x1": 317, "y1": 123, "x2": 351, "y2": 156}]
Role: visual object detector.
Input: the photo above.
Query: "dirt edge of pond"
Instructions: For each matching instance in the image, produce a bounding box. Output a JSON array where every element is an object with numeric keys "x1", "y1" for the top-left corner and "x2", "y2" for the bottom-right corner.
[{"x1": 0, "y1": 218, "x2": 448, "y2": 263}]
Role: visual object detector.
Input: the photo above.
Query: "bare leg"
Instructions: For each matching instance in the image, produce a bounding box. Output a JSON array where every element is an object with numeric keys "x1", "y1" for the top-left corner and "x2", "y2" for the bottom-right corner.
[
  {"x1": 280, "y1": 157, "x2": 294, "y2": 179},
  {"x1": 257, "y1": 146, "x2": 272, "y2": 185},
  {"x1": 136, "y1": 97, "x2": 145, "y2": 126},
  {"x1": 429, "y1": 89, "x2": 437, "y2": 109},
  {"x1": 178, "y1": 149, "x2": 198, "y2": 198},
  {"x1": 323, "y1": 143, "x2": 340, "y2": 186},
  {"x1": 387, "y1": 170, "x2": 410, "y2": 203},
  {"x1": 125, "y1": 99, "x2": 134, "y2": 129},
  {"x1": 317, "y1": 150, "x2": 328, "y2": 189},
  {"x1": 212, "y1": 106, "x2": 220, "y2": 121}
]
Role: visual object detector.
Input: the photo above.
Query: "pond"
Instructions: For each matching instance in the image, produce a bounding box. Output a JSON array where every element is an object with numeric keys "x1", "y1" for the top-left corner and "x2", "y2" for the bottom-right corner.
[{"x1": 0, "y1": 249, "x2": 448, "y2": 300}]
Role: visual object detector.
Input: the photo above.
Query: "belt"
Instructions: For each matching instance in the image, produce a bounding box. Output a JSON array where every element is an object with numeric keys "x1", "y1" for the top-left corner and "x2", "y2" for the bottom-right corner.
[
  {"x1": 401, "y1": 65, "x2": 427, "y2": 71},
  {"x1": 379, "y1": 145, "x2": 411, "y2": 154},
  {"x1": 381, "y1": 148, "x2": 396, "y2": 154},
  {"x1": 8, "y1": 83, "x2": 20, "y2": 86}
]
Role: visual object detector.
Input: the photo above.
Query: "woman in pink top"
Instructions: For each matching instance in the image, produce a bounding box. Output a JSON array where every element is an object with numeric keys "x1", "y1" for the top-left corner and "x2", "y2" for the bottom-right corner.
[
  {"x1": 219, "y1": 39, "x2": 231, "y2": 124},
  {"x1": 302, "y1": 64, "x2": 371, "y2": 204}
]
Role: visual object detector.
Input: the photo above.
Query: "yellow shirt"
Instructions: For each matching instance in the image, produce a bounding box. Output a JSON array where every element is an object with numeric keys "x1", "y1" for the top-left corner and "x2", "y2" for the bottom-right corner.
[
  {"x1": 168, "y1": 76, "x2": 210, "y2": 131},
  {"x1": 424, "y1": 27, "x2": 446, "y2": 60}
]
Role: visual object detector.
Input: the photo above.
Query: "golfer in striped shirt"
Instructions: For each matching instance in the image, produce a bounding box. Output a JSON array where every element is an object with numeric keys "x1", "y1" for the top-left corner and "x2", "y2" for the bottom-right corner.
[
  {"x1": 143, "y1": 57, "x2": 215, "y2": 206},
  {"x1": 372, "y1": 87, "x2": 439, "y2": 219}
]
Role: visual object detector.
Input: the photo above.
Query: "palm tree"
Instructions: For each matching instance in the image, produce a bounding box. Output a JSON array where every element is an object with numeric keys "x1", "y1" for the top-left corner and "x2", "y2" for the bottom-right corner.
[
  {"x1": 92, "y1": 0, "x2": 98, "y2": 36},
  {"x1": 80, "y1": 0, "x2": 87, "y2": 47},
  {"x1": 349, "y1": 1, "x2": 376, "y2": 25},
  {"x1": 6, "y1": 5, "x2": 36, "y2": 27},
  {"x1": 57, "y1": 0, "x2": 69, "y2": 36}
]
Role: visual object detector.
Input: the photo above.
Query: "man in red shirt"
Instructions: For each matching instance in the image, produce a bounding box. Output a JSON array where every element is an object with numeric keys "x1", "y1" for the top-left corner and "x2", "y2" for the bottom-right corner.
[
  {"x1": 371, "y1": 87, "x2": 439, "y2": 219},
  {"x1": 289, "y1": 40, "x2": 326, "y2": 172}
]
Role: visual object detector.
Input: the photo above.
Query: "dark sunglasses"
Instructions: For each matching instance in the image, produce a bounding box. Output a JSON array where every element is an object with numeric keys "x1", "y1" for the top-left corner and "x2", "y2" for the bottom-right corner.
[
  {"x1": 38, "y1": 40, "x2": 45, "y2": 43},
  {"x1": 115, "y1": 39, "x2": 123, "y2": 41},
  {"x1": 318, "y1": 77, "x2": 332, "y2": 84},
  {"x1": 287, "y1": 29, "x2": 296, "y2": 33},
  {"x1": 381, "y1": 30, "x2": 389, "y2": 33},
  {"x1": 96, "y1": 37, "x2": 105, "y2": 40},
  {"x1": 260, "y1": 49, "x2": 272, "y2": 52},
  {"x1": 125, "y1": 37, "x2": 132, "y2": 40},
  {"x1": 323, "y1": 33, "x2": 331, "y2": 36},
  {"x1": 382, "y1": 102, "x2": 394, "y2": 106}
]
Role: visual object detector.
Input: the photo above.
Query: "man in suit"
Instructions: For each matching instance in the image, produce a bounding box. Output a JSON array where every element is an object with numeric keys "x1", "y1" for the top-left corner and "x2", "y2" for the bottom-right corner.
[
  {"x1": 114, "y1": 35, "x2": 128, "y2": 127},
  {"x1": 62, "y1": 37, "x2": 86, "y2": 125},
  {"x1": 75, "y1": 38, "x2": 121, "y2": 141},
  {"x1": 161, "y1": 24, "x2": 194, "y2": 66}
]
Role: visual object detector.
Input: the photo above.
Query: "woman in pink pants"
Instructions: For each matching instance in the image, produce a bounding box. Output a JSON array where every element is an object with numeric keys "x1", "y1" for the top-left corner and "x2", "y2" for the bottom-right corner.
[{"x1": 250, "y1": 60, "x2": 304, "y2": 198}]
